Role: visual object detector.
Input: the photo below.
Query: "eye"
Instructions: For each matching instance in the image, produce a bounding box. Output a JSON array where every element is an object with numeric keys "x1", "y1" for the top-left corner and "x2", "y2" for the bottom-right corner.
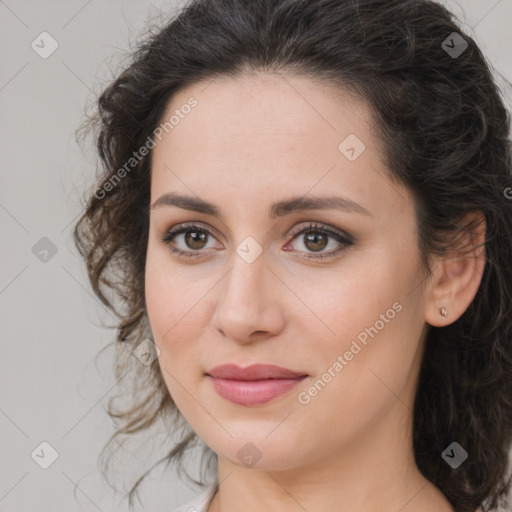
[
  {"x1": 284, "y1": 222, "x2": 354, "y2": 260},
  {"x1": 159, "y1": 222, "x2": 354, "y2": 260},
  {"x1": 159, "y1": 222, "x2": 219, "y2": 259}
]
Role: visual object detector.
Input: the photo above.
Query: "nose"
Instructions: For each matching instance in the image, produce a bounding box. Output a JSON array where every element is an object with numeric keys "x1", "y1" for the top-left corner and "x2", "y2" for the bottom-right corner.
[{"x1": 211, "y1": 250, "x2": 286, "y2": 344}]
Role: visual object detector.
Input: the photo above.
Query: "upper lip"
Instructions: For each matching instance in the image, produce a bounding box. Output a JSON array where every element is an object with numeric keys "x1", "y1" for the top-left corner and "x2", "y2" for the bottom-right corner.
[{"x1": 206, "y1": 364, "x2": 307, "y2": 380}]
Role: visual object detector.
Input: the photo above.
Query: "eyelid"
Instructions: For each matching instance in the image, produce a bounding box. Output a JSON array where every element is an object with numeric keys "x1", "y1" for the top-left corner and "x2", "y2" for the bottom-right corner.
[
  {"x1": 164, "y1": 221, "x2": 222, "y2": 240},
  {"x1": 162, "y1": 221, "x2": 351, "y2": 244},
  {"x1": 160, "y1": 220, "x2": 354, "y2": 259},
  {"x1": 287, "y1": 222, "x2": 353, "y2": 243}
]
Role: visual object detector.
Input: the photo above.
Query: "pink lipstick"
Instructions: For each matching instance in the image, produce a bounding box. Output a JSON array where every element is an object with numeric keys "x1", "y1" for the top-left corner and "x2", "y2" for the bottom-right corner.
[{"x1": 206, "y1": 364, "x2": 308, "y2": 406}]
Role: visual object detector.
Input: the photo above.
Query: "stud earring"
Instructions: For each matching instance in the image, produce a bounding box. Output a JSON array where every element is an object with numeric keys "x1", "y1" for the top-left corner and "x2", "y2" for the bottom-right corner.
[{"x1": 440, "y1": 307, "x2": 448, "y2": 318}]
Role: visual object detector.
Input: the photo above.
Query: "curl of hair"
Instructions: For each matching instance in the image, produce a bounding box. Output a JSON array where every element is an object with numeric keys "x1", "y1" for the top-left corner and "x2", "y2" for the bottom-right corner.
[{"x1": 73, "y1": 0, "x2": 512, "y2": 510}]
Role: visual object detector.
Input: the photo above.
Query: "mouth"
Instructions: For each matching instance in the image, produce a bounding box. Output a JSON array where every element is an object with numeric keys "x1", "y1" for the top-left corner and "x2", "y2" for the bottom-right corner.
[{"x1": 205, "y1": 363, "x2": 308, "y2": 406}]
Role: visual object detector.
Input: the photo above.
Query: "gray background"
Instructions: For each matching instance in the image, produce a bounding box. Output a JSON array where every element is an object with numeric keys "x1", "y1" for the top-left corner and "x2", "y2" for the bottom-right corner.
[{"x1": 1, "y1": 0, "x2": 511, "y2": 511}]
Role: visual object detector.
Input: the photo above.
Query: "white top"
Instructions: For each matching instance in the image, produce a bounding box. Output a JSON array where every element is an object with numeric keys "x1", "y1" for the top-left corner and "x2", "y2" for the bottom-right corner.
[{"x1": 172, "y1": 483, "x2": 218, "y2": 512}]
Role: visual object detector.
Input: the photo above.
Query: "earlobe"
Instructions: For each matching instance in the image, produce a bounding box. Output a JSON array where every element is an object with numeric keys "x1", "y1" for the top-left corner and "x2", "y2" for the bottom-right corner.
[{"x1": 425, "y1": 211, "x2": 486, "y2": 327}]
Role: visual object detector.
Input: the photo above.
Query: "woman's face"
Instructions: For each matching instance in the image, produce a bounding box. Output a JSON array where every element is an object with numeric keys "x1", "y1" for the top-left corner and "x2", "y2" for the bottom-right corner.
[{"x1": 145, "y1": 71, "x2": 430, "y2": 472}]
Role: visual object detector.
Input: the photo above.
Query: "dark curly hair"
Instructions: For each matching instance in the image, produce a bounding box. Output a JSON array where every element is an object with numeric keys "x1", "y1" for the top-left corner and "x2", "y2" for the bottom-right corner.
[{"x1": 73, "y1": 0, "x2": 512, "y2": 510}]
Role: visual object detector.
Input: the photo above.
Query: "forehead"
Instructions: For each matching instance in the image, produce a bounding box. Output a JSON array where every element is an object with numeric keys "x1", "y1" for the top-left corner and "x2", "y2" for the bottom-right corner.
[
  {"x1": 161, "y1": 71, "x2": 372, "y2": 148},
  {"x1": 150, "y1": 71, "x2": 410, "y2": 223}
]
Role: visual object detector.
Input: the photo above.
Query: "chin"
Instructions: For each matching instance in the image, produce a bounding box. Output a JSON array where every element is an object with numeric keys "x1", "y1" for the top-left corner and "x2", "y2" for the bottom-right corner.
[{"x1": 205, "y1": 432, "x2": 315, "y2": 471}]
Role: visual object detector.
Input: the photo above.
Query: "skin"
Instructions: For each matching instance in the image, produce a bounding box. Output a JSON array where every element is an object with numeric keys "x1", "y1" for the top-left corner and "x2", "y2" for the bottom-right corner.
[{"x1": 144, "y1": 71, "x2": 486, "y2": 512}]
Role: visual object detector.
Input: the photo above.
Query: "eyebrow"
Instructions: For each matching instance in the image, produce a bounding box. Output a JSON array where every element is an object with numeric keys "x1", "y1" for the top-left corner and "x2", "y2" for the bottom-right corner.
[{"x1": 150, "y1": 192, "x2": 372, "y2": 219}]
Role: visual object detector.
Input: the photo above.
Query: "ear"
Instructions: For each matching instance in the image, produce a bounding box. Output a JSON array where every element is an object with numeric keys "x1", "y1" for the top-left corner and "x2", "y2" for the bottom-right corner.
[{"x1": 425, "y1": 211, "x2": 486, "y2": 327}]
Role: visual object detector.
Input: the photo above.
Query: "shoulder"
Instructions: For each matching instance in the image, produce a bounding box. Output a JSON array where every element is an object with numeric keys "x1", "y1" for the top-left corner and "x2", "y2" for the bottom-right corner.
[{"x1": 171, "y1": 483, "x2": 218, "y2": 512}]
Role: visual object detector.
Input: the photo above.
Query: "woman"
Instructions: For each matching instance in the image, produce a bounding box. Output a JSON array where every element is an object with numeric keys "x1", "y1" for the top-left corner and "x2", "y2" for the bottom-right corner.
[{"x1": 74, "y1": 0, "x2": 512, "y2": 511}]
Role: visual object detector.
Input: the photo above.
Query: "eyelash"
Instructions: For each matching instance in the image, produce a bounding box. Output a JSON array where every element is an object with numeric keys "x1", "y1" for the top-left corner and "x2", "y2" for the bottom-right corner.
[{"x1": 159, "y1": 222, "x2": 354, "y2": 261}]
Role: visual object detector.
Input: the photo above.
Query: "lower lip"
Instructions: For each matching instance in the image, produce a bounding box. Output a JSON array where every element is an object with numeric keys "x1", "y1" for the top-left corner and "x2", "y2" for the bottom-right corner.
[{"x1": 208, "y1": 376, "x2": 307, "y2": 406}]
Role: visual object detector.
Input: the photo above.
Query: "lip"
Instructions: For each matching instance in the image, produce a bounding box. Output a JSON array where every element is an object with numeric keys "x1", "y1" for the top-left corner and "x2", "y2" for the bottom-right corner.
[
  {"x1": 207, "y1": 363, "x2": 307, "y2": 380},
  {"x1": 206, "y1": 364, "x2": 308, "y2": 406}
]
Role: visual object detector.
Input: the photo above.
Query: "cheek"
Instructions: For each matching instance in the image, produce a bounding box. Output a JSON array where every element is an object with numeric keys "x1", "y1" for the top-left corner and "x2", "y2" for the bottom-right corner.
[
  {"x1": 293, "y1": 258, "x2": 399, "y2": 353},
  {"x1": 145, "y1": 253, "x2": 172, "y2": 341},
  {"x1": 145, "y1": 242, "x2": 193, "y2": 334},
  {"x1": 144, "y1": 262, "x2": 200, "y2": 408},
  {"x1": 296, "y1": 254, "x2": 418, "y2": 391},
  {"x1": 144, "y1": 246, "x2": 210, "y2": 377}
]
